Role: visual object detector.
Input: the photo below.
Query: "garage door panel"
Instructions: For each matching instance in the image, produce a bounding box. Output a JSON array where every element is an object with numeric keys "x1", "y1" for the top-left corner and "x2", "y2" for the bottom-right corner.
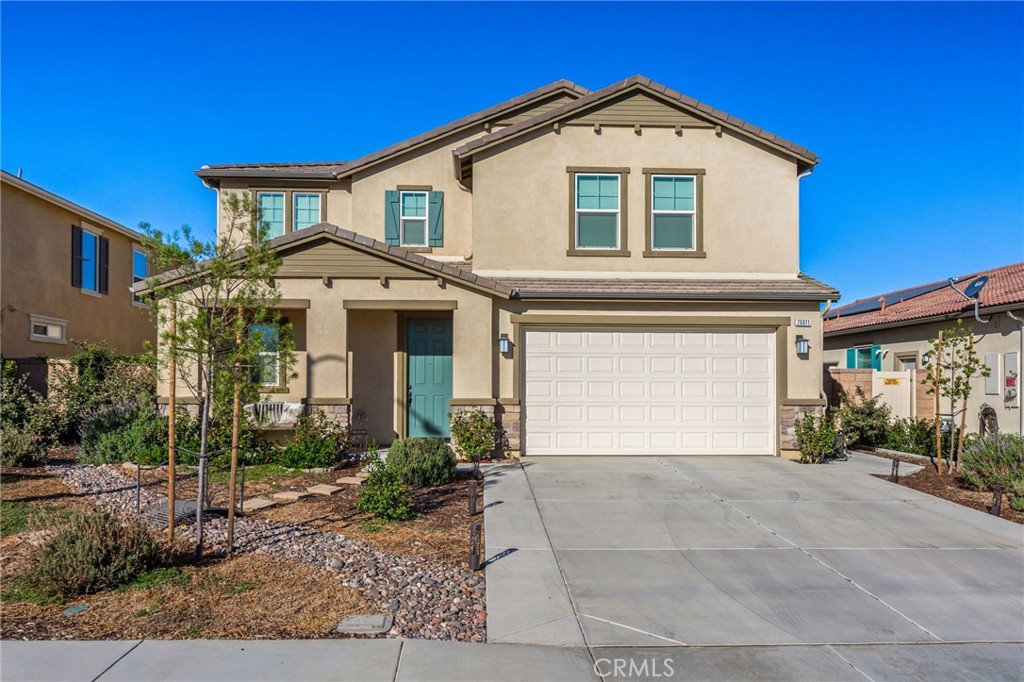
[{"x1": 524, "y1": 328, "x2": 776, "y2": 456}]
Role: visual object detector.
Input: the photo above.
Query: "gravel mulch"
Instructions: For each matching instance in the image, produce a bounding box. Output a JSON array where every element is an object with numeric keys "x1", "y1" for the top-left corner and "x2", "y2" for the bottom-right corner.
[{"x1": 42, "y1": 463, "x2": 487, "y2": 641}]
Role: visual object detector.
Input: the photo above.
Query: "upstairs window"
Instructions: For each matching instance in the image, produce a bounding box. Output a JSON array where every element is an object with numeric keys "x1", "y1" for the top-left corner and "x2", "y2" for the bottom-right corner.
[
  {"x1": 651, "y1": 175, "x2": 696, "y2": 250},
  {"x1": 71, "y1": 225, "x2": 108, "y2": 294},
  {"x1": 257, "y1": 192, "x2": 286, "y2": 238},
  {"x1": 293, "y1": 193, "x2": 322, "y2": 231},
  {"x1": 399, "y1": 191, "x2": 428, "y2": 247},
  {"x1": 575, "y1": 174, "x2": 620, "y2": 250},
  {"x1": 132, "y1": 248, "x2": 148, "y2": 304}
]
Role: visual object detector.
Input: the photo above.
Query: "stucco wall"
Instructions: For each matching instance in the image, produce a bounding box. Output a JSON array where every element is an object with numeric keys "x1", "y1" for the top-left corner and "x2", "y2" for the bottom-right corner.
[
  {"x1": 823, "y1": 312, "x2": 1023, "y2": 434},
  {"x1": 470, "y1": 125, "x2": 801, "y2": 274},
  {"x1": 1, "y1": 182, "x2": 155, "y2": 359}
]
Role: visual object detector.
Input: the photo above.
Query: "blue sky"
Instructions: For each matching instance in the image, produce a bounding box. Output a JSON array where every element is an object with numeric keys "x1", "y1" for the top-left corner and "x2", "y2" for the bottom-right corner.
[{"x1": 2, "y1": 1, "x2": 1021, "y2": 302}]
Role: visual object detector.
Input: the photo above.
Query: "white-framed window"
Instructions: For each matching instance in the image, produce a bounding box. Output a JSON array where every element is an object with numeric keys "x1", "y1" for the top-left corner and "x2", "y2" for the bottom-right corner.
[
  {"x1": 81, "y1": 229, "x2": 99, "y2": 292},
  {"x1": 29, "y1": 314, "x2": 67, "y2": 344},
  {"x1": 575, "y1": 174, "x2": 620, "y2": 249},
  {"x1": 853, "y1": 347, "x2": 874, "y2": 369},
  {"x1": 256, "y1": 192, "x2": 286, "y2": 238},
  {"x1": 399, "y1": 190, "x2": 428, "y2": 247},
  {"x1": 132, "y1": 248, "x2": 148, "y2": 304},
  {"x1": 650, "y1": 175, "x2": 696, "y2": 250},
  {"x1": 293, "y1": 193, "x2": 322, "y2": 231},
  {"x1": 249, "y1": 324, "x2": 280, "y2": 387}
]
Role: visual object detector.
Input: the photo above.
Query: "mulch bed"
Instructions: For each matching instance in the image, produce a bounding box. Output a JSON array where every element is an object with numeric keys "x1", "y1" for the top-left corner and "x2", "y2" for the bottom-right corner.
[{"x1": 870, "y1": 464, "x2": 1024, "y2": 525}]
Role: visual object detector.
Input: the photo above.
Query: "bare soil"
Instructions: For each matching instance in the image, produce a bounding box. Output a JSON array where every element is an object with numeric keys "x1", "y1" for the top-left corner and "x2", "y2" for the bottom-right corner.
[{"x1": 872, "y1": 465, "x2": 1024, "y2": 525}]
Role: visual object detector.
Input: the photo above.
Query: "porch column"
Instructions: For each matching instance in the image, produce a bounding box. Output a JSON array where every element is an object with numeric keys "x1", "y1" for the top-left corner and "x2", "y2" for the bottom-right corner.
[{"x1": 304, "y1": 299, "x2": 350, "y2": 427}]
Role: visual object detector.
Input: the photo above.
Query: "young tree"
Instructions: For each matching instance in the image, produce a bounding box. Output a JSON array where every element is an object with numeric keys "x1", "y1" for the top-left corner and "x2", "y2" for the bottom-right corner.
[
  {"x1": 138, "y1": 193, "x2": 293, "y2": 554},
  {"x1": 922, "y1": 319, "x2": 990, "y2": 473}
]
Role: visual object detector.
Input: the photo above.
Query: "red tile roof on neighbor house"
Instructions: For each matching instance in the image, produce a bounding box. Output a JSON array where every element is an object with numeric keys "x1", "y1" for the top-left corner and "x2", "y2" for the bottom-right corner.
[{"x1": 824, "y1": 262, "x2": 1024, "y2": 335}]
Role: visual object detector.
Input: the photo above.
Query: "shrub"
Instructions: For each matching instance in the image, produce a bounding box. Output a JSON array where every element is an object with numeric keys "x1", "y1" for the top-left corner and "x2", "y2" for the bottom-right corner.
[
  {"x1": 885, "y1": 417, "x2": 937, "y2": 456},
  {"x1": 450, "y1": 409, "x2": 499, "y2": 462},
  {"x1": 836, "y1": 388, "x2": 891, "y2": 448},
  {"x1": 0, "y1": 430, "x2": 47, "y2": 467},
  {"x1": 386, "y1": 438, "x2": 456, "y2": 487},
  {"x1": 794, "y1": 411, "x2": 837, "y2": 464},
  {"x1": 356, "y1": 458, "x2": 415, "y2": 521},
  {"x1": 278, "y1": 411, "x2": 350, "y2": 469},
  {"x1": 31, "y1": 512, "x2": 170, "y2": 598},
  {"x1": 0, "y1": 361, "x2": 64, "y2": 450},
  {"x1": 960, "y1": 433, "x2": 1024, "y2": 510}
]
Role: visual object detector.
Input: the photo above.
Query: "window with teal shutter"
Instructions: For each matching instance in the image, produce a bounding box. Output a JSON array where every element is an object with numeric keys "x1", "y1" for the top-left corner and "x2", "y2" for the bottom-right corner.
[
  {"x1": 257, "y1": 192, "x2": 285, "y2": 238},
  {"x1": 870, "y1": 344, "x2": 882, "y2": 371},
  {"x1": 576, "y1": 174, "x2": 620, "y2": 249},
  {"x1": 851, "y1": 346, "x2": 875, "y2": 369},
  {"x1": 399, "y1": 191, "x2": 428, "y2": 247},
  {"x1": 385, "y1": 190, "x2": 400, "y2": 245},
  {"x1": 428, "y1": 191, "x2": 444, "y2": 246},
  {"x1": 846, "y1": 348, "x2": 857, "y2": 369}
]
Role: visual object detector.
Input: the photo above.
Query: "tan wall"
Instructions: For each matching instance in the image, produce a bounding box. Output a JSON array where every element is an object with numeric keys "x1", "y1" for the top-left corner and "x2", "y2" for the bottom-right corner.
[
  {"x1": 470, "y1": 125, "x2": 801, "y2": 274},
  {"x1": 823, "y1": 312, "x2": 1023, "y2": 434},
  {"x1": 348, "y1": 309, "x2": 397, "y2": 444},
  {"x1": 0, "y1": 183, "x2": 155, "y2": 359}
]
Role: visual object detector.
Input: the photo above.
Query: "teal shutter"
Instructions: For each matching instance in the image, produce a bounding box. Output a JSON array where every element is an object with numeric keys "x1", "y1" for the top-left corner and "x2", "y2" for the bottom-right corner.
[
  {"x1": 428, "y1": 191, "x2": 444, "y2": 247},
  {"x1": 871, "y1": 344, "x2": 882, "y2": 371},
  {"x1": 384, "y1": 191, "x2": 400, "y2": 245},
  {"x1": 846, "y1": 348, "x2": 856, "y2": 369}
]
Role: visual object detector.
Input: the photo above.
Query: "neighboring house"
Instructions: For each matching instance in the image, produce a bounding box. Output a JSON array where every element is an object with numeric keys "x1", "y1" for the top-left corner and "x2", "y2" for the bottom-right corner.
[
  {"x1": 155, "y1": 75, "x2": 838, "y2": 457},
  {"x1": 823, "y1": 262, "x2": 1024, "y2": 435},
  {"x1": 0, "y1": 171, "x2": 155, "y2": 382}
]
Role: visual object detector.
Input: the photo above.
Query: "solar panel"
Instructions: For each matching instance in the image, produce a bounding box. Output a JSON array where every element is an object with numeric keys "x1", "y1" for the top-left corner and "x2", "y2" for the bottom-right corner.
[{"x1": 825, "y1": 279, "x2": 950, "y2": 319}]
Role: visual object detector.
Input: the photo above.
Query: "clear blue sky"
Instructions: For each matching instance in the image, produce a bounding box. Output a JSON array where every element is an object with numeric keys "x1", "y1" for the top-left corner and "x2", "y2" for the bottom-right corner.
[{"x1": 2, "y1": 2, "x2": 1022, "y2": 302}]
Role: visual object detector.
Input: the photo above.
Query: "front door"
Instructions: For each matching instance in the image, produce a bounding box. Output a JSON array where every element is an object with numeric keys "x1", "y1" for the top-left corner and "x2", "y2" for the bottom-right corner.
[{"x1": 407, "y1": 317, "x2": 453, "y2": 438}]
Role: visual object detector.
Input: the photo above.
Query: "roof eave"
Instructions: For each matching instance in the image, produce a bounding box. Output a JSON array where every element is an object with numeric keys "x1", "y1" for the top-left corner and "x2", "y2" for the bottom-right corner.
[
  {"x1": 515, "y1": 291, "x2": 838, "y2": 302},
  {"x1": 824, "y1": 302, "x2": 1024, "y2": 337}
]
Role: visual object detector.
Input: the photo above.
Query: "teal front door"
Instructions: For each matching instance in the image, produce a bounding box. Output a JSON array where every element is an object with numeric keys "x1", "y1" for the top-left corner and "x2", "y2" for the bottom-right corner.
[{"x1": 407, "y1": 317, "x2": 453, "y2": 438}]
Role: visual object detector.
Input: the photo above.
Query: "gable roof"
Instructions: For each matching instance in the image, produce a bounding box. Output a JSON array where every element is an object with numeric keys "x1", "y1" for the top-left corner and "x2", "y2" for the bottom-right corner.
[
  {"x1": 453, "y1": 75, "x2": 820, "y2": 171},
  {"x1": 0, "y1": 170, "x2": 146, "y2": 242},
  {"x1": 824, "y1": 262, "x2": 1024, "y2": 335},
  {"x1": 195, "y1": 80, "x2": 589, "y2": 186}
]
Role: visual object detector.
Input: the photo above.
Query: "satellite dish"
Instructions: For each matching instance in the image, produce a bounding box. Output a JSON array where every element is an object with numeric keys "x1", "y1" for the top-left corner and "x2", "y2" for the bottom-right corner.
[{"x1": 964, "y1": 276, "x2": 989, "y2": 299}]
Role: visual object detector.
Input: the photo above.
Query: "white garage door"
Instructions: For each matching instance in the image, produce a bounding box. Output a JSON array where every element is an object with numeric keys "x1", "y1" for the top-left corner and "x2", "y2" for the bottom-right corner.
[{"x1": 523, "y1": 328, "x2": 776, "y2": 456}]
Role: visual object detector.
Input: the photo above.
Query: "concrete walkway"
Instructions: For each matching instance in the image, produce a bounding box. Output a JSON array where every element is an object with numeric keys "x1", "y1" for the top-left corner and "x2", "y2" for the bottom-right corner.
[{"x1": 483, "y1": 453, "x2": 1024, "y2": 652}]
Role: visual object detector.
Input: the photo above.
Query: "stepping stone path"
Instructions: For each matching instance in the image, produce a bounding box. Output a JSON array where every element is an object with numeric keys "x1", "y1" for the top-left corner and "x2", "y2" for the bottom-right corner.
[
  {"x1": 336, "y1": 476, "x2": 365, "y2": 486},
  {"x1": 307, "y1": 484, "x2": 342, "y2": 496},
  {"x1": 242, "y1": 497, "x2": 277, "y2": 512},
  {"x1": 271, "y1": 490, "x2": 312, "y2": 501}
]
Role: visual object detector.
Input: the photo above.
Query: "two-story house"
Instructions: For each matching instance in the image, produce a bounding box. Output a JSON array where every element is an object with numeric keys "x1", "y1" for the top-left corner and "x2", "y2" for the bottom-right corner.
[
  {"x1": 1, "y1": 170, "x2": 155, "y2": 389},
  {"x1": 155, "y1": 76, "x2": 838, "y2": 458}
]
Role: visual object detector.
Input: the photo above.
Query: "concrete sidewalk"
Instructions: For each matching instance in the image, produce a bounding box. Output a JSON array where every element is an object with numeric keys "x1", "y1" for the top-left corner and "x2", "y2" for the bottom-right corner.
[{"x1": 4, "y1": 639, "x2": 1023, "y2": 682}]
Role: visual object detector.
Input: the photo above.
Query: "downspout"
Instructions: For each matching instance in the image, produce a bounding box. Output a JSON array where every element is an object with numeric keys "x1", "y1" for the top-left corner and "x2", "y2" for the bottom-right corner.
[
  {"x1": 821, "y1": 299, "x2": 834, "y2": 410},
  {"x1": 1006, "y1": 310, "x2": 1024, "y2": 435}
]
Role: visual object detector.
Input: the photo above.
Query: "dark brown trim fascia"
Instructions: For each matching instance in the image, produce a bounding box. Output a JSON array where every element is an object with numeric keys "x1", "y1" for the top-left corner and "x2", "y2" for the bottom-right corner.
[
  {"x1": 567, "y1": 167, "x2": 630, "y2": 255},
  {"x1": 510, "y1": 314, "x2": 792, "y2": 327},
  {"x1": 302, "y1": 397, "x2": 353, "y2": 405},
  {"x1": 782, "y1": 398, "x2": 827, "y2": 407},
  {"x1": 455, "y1": 76, "x2": 819, "y2": 167},
  {"x1": 343, "y1": 300, "x2": 458, "y2": 310},
  {"x1": 449, "y1": 398, "x2": 499, "y2": 406},
  {"x1": 824, "y1": 303, "x2": 1024, "y2": 337},
  {"x1": 642, "y1": 168, "x2": 705, "y2": 258},
  {"x1": 512, "y1": 290, "x2": 837, "y2": 302},
  {"x1": 396, "y1": 185, "x2": 433, "y2": 192}
]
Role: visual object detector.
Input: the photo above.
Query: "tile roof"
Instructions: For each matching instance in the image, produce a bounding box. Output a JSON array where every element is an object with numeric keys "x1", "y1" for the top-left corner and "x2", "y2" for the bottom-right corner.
[
  {"x1": 454, "y1": 75, "x2": 820, "y2": 166},
  {"x1": 499, "y1": 273, "x2": 838, "y2": 301},
  {"x1": 824, "y1": 262, "x2": 1024, "y2": 335},
  {"x1": 195, "y1": 80, "x2": 589, "y2": 183}
]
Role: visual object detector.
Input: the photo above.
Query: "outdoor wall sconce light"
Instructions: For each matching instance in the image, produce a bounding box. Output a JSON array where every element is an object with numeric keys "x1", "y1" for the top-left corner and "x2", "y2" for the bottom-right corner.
[
  {"x1": 795, "y1": 335, "x2": 810, "y2": 355},
  {"x1": 498, "y1": 333, "x2": 512, "y2": 355}
]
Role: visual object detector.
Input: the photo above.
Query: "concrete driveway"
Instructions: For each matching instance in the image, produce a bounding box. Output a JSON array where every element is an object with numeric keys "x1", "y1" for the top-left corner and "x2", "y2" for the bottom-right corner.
[{"x1": 483, "y1": 454, "x2": 1024, "y2": 650}]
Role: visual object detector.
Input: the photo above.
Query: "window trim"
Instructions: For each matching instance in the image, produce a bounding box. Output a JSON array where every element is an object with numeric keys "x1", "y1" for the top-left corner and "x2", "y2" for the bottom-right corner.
[
  {"x1": 566, "y1": 167, "x2": 630, "y2": 257},
  {"x1": 29, "y1": 314, "x2": 68, "y2": 345},
  {"x1": 398, "y1": 190, "x2": 429, "y2": 248},
  {"x1": 250, "y1": 189, "x2": 327, "y2": 238},
  {"x1": 132, "y1": 247, "x2": 148, "y2": 306},
  {"x1": 642, "y1": 168, "x2": 706, "y2": 258},
  {"x1": 80, "y1": 227, "x2": 101, "y2": 293},
  {"x1": 895, "y1": 352, "x2": 919, "y2": 372}
]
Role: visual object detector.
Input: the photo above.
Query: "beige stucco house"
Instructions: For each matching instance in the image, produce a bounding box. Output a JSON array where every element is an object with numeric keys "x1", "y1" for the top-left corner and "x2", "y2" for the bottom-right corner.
[
  {"x1": 1, "y1": 171, "x2": 155, "y2": 385},
  {"x1": 823, "y1": 262, "x2": 1024, "y2": 435},
  {"x1": 160, "y1": 75, "x2": 839, "y2": 457}
]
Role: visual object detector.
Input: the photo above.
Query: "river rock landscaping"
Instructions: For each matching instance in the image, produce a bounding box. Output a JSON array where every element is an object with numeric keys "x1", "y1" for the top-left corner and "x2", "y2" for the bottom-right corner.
[{"x1": 1, "y1": 457, "x2": 486, "y2": 642}]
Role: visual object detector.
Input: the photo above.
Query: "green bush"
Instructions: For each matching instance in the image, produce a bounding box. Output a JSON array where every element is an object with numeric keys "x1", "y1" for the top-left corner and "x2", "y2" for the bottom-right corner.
[
  {"x1": 449, "y1": 409, "x2": 499, "y2": 462},
  {"x1": 794, "y1": 411, "x2": 837, "y2": 464},
  {"x1": 278, "y1": 411, "x2": 350, "y2": 469},
  {"x1": 960, "y1": 433, "x2": 1024, "y2": 510},
  {"x1": 0, "y1": 429, "x2": 47, "y2": 467},
  {"x1": 356, "y1": 459, "x2": 415, "y2": 521},
  {"x1": 31, "y1": 512, "x2": 170, "y2": 598},
  {"x1": 837, "y1": 388, "x2": 891, "y2": 448},
  {"x1": 0, "y1": 361, "x2": 63, "y2": 450},
  {"x1": 386, "y1": 438, "x2": 456, "y2": 487},
  {"x1": 884, "y1": 417, "x2": 937, "y2": 456}
]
